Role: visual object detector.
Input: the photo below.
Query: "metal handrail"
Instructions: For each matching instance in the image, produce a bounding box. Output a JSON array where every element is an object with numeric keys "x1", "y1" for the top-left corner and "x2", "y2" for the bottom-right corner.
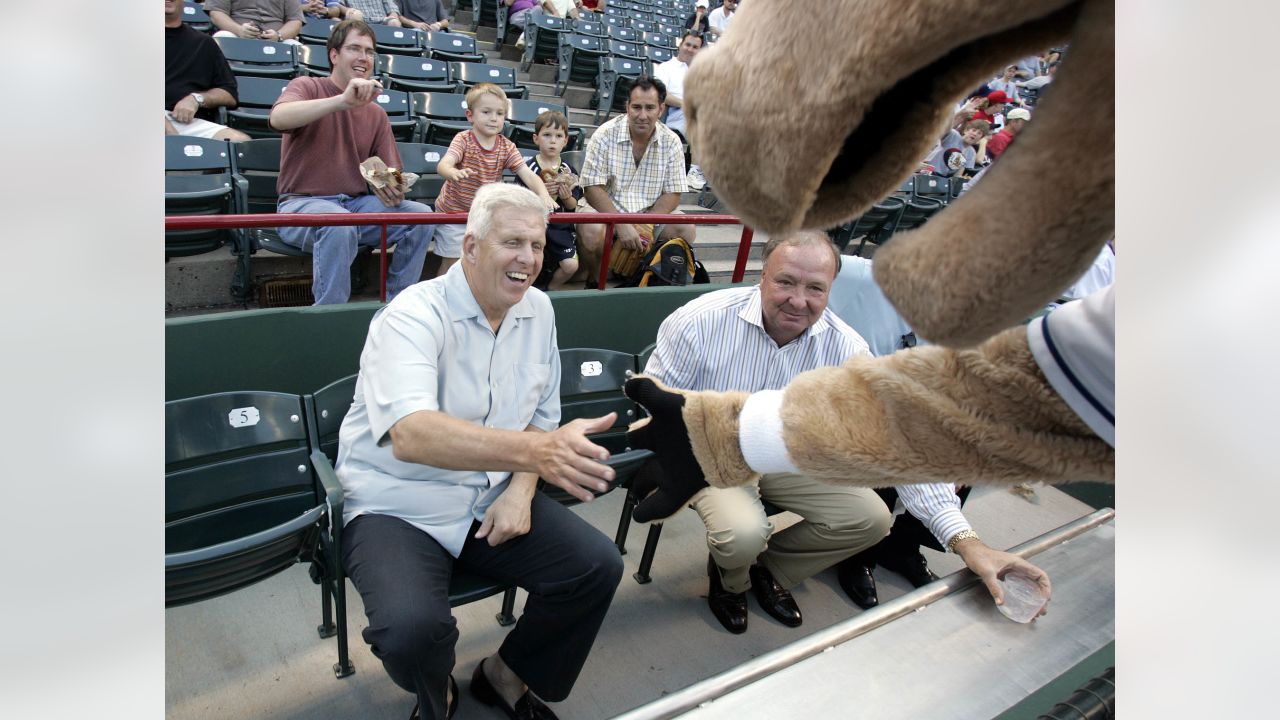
[
  {"x1": 164, "y1": 211, "x2": 754, "y2": 301},
  {"x1": 612, "y1": 508, "x2": 1117, "y2": 720}
]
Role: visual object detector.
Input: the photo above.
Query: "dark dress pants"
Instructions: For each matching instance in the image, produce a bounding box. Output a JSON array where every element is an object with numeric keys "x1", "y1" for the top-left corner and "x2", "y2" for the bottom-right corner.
[{"x1": 342, "y1": 492, "x2": 624, "y2": 720}]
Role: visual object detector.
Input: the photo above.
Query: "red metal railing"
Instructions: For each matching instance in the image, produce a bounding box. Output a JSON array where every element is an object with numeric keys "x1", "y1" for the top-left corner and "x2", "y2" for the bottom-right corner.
[{"x1": 165, "y1": 212, "x2": 754, "y2": 301}]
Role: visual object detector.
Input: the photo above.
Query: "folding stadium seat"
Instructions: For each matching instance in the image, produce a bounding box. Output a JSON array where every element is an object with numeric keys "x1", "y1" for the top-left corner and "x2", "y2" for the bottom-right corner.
[
  {"x1": 181, "y1": 1, "x2": 212, "y2": 33},
  {"x1": 411, "y1": 91, "x2": 472, "y2": 146},
  {"x1": 894, "y1": 195, "x2": 944, "y2": 234},
  {"x1": 519, "y1": 11, "x2": 569, "y2": 71},
  {"x1": 298, "y1": 16, "x2": 336, "y2": 45},
  {"x1": 603, "y1": 5, "x2": 626, "y2": 19},
  {"x1": 394, "y1": 142, "x2": 450, "y2": 207},
  {"x1": 296, "y1": 44, "x2": 331, "y2": 76},
  {"x1": 633, "y1": 19, "x2": 658, "y2": 34},
  {"x1": 643, "y1": 31, "x2": 676, "y2": 50},
  {"x1": 214, "y1": 36, "x2": 299, "y2": 79},
  {"x1": 571, "y1": 18, "x2": 606, "y2": 37},
  {"x1": 165, "y1": 390, "x2": 354, "y2": 677},
  {"x1": 593, "y1": 56, "x2": 645, "y2": 123},
  {"x1": 602, "y1": 14, "x2": 630, "y2": 30},
  {"x1": 224, "y1": 76, "x2": 290, "y2": 138},
  {"x1": 626, "y1": 9, "x2": 651, "y2": 23},
  {"x1": 555, "y1": 34, "x2": 607, "y2": 94},
  {"x1": 504, "y1": 98, "x2": 581, "y2": 150},
  {"x1": 473, "y1": 0, "x2": 500, "y2": 30},
  {"x1": 424, "y1": 31, "x2": 486, "y2": 64},
  {"x1": 656, "y1": 21, "x2": 683, "y2": 38},
  {"x1": 644, "y1": 44, "x2": 673, "y2": 72},
  {"x1": 828, "y1": 196, "x2": 906, "y2": 256},
  {"x1": 608, "y1": 38, "x2": 646, "y2": 63},
  {"x1": 608, "y1": 24, "x2": 640, "y2": 42},
  {"x1": 371, "y1": 24, "x2": 425, "y2": 57},
  {"x1": 373, "y1": 88, "x2": 422, "y2": 141},
  {"x1": 654, "y1": 10, "x2": 683, "y2": 26},
  {"x1": 379, "y1": 55, "x2": 457, "y2": 93},
  {"x1": 911, "y1": 173, "x2": 952, "y2": 206},
  {"x1": 165, "y1": 136, "x2": 250, "y2": 299},
  {"x1": 451, "y1": 62, "x2": 529, "y2": 99}
]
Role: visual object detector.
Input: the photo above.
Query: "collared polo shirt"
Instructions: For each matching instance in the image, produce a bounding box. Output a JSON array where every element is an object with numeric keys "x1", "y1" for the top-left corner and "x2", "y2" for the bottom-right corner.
[
  {"x1": 336, "y1": 262, "x2": 561, "y2": 556},
  {"x1": 579, "y1": 113, "x2": 688, "y2": 213}
]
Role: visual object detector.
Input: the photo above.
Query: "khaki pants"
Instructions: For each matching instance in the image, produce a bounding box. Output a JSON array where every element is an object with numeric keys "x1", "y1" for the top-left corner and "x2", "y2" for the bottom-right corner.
[{"x1": 692, "y1": 473, "x2": 891, "y2": 593}]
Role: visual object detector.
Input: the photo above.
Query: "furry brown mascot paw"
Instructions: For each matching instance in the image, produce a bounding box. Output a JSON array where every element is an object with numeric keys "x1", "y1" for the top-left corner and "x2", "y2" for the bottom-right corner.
[{"x1": 655, "y1": 0, "x2": 1116, "y2": 490}]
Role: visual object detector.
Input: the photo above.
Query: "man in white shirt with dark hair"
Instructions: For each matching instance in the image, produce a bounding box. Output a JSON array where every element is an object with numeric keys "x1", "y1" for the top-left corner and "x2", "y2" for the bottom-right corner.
[
  {"x1": 653, "y1": 30, "x2": 708, "y2": 189},
  {"x1": 707, "y1": 0, "x2": 735, "y2": 38}
]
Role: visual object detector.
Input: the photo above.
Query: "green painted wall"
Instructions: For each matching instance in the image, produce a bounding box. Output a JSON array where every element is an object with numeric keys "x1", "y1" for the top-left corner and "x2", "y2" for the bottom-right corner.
[{"x1": 166, "y1": 284, "x2": 744, "y2": 399}]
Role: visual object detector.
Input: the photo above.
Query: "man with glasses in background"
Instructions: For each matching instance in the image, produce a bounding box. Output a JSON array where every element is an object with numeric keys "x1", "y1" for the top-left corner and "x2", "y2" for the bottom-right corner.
[{"x1": 268, "y1": 19, "x2": 433, "y2": 304}]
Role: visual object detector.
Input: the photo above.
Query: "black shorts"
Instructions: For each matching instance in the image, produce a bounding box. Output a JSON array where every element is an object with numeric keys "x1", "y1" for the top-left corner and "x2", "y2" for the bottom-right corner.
[{"x1": 544, "y1": 223, "x2": 577, "y2": 262}]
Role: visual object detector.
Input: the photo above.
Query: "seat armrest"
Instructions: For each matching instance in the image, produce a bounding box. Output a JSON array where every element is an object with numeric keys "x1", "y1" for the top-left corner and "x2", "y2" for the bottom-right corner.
[{"x1": 311, "y1": 448, "x2": 345, "y2": 529}]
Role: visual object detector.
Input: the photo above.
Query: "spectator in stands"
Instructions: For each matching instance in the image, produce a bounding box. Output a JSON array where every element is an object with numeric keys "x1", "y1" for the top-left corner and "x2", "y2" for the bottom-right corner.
[
  {"x1": 301, "y1": 0, "x2": 347, "y2": 19},
  {"x1": 923, "y1": 118, "x2": 990, "y2": 178},
  {"x1": 825, "y1": 256, "x2": 1053, "y2": 610},
  {"x1": 268, "y1": 19, "x2": 433, "y2": 304},
  {"x1": 576, "y1": 77, "x2": 694, "y2": 287},
  {"x1": 1014, "y1": 53, "x2": 1044, "y2": 81},
  {"x1": 975, "y1": 90, "x2": 1011, "y2": 122},
  {"x1": 685, "y1": 0, "x2": 711, "y2": 35},
  {"x1": 206, "y1": 0, "x2": 305, "y2": 43},
  {"x1": 1018, "y1": 61, "x2": 1058, "y2": 93},
  {"x1": 653, "y1": 31, "x2": 707, "y2": 188},
  {"x1": 165, "y1": 0, "x2": 250, "y2": 141},
  {"x1": 397, "y1": 0, "x2": 452, "y2": 31},
  {"x1": 341, "y1": 0, "x2": 406, "y2": 25},
  {"x1": 644, "y1": 232, "x2": 893, "y2": 633},
  {"x1": 519, "y1": 111, "x2": 583, "y2": 290},
  {"x1": 505, "y1": 0, "x2": 539, "y2": 48},
  {"x1": 337, "y1": 182, "x2": 624, "y2": 720},
  {"x1": 987, "y1": 65, "x2": 1023, "y2": 105},
  {"x1": 434, "y1": 83, "x2": 557, "y2": 278},
  {"x1": 707, "y1": 0, "x2": 736, "y2": 39},
  {"x1": 578, "y1": 0, "x2": 604, "y2": 11},
  {"x1": 985, "y1": 107, "x2": 1030, "y2": 162}
]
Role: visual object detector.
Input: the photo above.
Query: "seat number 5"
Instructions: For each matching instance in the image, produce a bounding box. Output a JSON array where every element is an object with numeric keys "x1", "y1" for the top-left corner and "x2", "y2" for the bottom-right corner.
[{"x1": 229, "y1": 406, "x2": 261, "y2": 428}]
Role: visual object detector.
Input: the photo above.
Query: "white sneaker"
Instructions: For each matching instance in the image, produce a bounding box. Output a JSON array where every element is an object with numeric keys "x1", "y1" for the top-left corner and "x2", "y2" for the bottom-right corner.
[
  {"x1": 686, "y1": 166, "x2": 706, "y2": 190},
  {"x1": 514, "y1": 32, "x2": 525, "y2": 49}
]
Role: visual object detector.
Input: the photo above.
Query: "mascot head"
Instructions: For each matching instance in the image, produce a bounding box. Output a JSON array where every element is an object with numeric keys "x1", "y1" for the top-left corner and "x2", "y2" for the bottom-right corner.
[{"x1": 683, "y1": 0, "x2": 1114, "y2": 346}]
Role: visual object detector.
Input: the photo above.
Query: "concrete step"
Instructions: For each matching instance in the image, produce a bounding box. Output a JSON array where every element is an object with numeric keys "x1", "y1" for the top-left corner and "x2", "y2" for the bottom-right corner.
[
  {"x1": 703, "y1": 258, "x2": 763, "y2": 284},
  {"x1": 525, "y1": 63, "x2": 559, "y2": 85}
]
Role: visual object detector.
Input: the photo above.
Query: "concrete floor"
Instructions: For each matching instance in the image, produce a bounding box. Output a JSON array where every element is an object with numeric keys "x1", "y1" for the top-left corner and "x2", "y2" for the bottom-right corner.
[{"x1": 165, "y1": 483, "x2": 1100, "y2": 720}]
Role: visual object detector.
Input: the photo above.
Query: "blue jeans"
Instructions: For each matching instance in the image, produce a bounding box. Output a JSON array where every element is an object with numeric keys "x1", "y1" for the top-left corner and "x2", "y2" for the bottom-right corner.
[{"x1": 277, "y1": 194, "x2": 434, "y2": 305}]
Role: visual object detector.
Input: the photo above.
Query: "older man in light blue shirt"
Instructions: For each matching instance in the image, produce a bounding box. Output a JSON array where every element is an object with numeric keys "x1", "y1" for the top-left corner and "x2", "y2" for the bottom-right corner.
[{"x1": 337, "y1": 183, "x2": 623, "y2": 720}]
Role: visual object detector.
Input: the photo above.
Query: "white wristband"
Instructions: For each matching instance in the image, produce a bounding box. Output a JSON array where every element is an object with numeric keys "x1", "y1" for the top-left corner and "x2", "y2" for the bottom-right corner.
[{"x1": 739, "y1": 390, "x2": 799, "y2": 475}]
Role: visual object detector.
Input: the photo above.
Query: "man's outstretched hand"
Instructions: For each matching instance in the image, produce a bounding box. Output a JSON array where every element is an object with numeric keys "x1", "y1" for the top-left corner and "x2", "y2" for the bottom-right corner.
[{"x1": 624, "y1": 376, "x2": 709, "y2": 522}]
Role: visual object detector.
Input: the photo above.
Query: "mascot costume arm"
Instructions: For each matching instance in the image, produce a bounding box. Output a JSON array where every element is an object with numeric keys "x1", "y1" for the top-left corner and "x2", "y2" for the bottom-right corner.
[{"x1": 625, "y1": 0, "x2": 1116, "y2": 523}]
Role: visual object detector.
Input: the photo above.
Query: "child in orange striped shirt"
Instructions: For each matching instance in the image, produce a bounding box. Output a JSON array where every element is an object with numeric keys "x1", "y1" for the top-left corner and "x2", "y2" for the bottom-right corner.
[{"x1": 432, "y1": 83, "x2": 556, "y2": 277}]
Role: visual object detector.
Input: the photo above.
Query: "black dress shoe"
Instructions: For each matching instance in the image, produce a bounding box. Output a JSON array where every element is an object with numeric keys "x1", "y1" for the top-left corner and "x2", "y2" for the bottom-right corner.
[
  {"x1": 410, "y1": 675, "x2": 458, "y2": 720},
  {"x1": 706, "y1": 555, "x2": 748, "y2": 634},
  {"x1": 748, "y1": 564, "x2": 803, "y2": 627},
  {"x1": 471, "y1": 658, "x2": 559, "y2": 720},
  {"x1": 837, "y1": 560, "x2": 879, "y2": 610},
  {"x1": 878, "y1": 551, "x2": 939, "y2": 589}
]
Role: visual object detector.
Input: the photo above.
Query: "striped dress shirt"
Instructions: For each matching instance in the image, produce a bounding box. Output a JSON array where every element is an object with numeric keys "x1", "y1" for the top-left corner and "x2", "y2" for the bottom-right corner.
[{"x1": 647, "y1": 286, "x2": 972, "y2": 549}]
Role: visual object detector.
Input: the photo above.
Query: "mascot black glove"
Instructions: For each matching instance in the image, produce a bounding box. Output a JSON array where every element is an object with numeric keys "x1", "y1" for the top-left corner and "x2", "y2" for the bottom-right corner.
[{"x1": 624, "y1": 376, "x2": 710, "y2": 522}]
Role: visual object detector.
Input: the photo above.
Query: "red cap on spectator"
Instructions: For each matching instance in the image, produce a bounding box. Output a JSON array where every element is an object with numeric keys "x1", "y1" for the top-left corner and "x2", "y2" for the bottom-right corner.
[{"x1": 985, "y1": 90, "x2": 1013, "y2": 105}]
